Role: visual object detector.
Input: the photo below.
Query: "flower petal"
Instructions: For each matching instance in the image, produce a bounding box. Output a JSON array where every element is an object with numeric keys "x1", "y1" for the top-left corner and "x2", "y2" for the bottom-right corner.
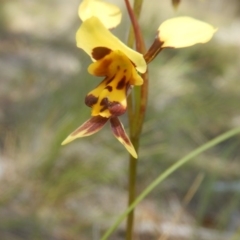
[
  {"x1": 79, "y1": 0, "x2": 122, "y2": 29},
  {"x1": 61, "y1": 116, "x2": 108, "y2": 145},
  {"x1": 86, "y1": 50, "x2": 144, "y2": 118},
  {"x1": 88, "y1": 48, "x2": 143, "y2": 86},
  {"x1": 76, "y1": 16, "x2": 147, "y2": 73},
  {"x1": 130, "y1": 67, "x2": 143, "y2": 86},
  {"x1": 110, "y1": 117, "x2": 137, "y2": 158},
  {"x1": 87, "y1": 75, "x2": 128, "y2": 118},
  {"x1": 158, "y1": 17, "x2": 217, "y2": 48}
]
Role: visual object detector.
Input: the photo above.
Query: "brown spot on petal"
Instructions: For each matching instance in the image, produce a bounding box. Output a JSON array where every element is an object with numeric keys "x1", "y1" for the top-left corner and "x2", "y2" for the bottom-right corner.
[
  {"x1": 85, "y1": 94, "x2": 98, "y2": 107},
  {"x1": 109, "y1": 101, "x2": 126, "y2": 116},
  {"x1": 105, "y1": 86, "x2": 113, "y2": 92},
  {"x1": 116, "y1": 76, "x2": 126, "y2": 90},
  {"x1": 100, "y1": 97, "x2": 108, "y2": 106},
  {"x1": 99, "y1": 107, "x2": 107, "y2": 113},
  {"x1": 100, "y1": 97, "x2": 109, "y2": 112},
  {"x1": 92, "y1": 47, "x2": 111, "y2": 60}
]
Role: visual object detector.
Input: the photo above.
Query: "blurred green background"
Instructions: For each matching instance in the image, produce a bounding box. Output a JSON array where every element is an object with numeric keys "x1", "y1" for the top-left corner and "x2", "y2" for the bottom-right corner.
[{"x1": 1, "y1": 0, "x2": 240, "y2": 239}]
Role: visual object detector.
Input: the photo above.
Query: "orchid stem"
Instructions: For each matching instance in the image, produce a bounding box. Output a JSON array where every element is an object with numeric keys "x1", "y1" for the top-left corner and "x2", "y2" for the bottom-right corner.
[
  {"x1": 126, "y1": 140, "x2": 138, "y2": 240},
  {"x1": 125, "y1": 0, "x2": 146, "y2": 239}
]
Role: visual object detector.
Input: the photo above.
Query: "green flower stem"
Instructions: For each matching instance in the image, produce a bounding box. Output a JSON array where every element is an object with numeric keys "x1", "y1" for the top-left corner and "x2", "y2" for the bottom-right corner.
[
  {"x1": 126, "y1": 149, "x2": 138, "y2": 240},
  {"x1": 100, "y1": 127, "x2": 240, "y2": 240},
  {"x1": 124, "y1": 0, "x2": 146, "y2": 239},
  {"x1": 135, "y1": 70, "x2": 148, "y2": 135}
]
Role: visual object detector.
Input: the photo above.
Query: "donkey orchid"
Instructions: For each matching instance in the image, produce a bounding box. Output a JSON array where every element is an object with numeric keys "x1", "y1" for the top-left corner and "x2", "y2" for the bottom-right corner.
[
  {"x1": 62, "y1": 0, "x2": 216, "y2": 159},
  {"x1": 62, "y1": 16, "x2": 146, "y2": 158}
]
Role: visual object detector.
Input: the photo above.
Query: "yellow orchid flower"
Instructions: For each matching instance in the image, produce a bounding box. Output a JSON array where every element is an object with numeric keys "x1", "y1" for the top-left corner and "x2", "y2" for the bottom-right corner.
[
  {"x1": 62, "y1": 16, "x2": 146, "y2": 159},
  {"x1": 62, "y1": 0, "x2": 217, "y2": 159}
]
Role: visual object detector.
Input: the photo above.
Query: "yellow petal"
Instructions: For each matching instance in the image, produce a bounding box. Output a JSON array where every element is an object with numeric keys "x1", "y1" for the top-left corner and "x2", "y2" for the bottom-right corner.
[
  {"x1": 76, "y1": 16, "x2": 147, "y2": 73},
  {"x1": 86, "y1": 50, "x2": 143, "y2": 118},
  {"x1": 159, "y1": 17, "x2": 217, "y2": 48},
  {"x1": 88, "y1": 73, "x2": 128, "y2": 118},
  {"x1": 110, "y1": 117, "x2": 137, "y2": 158},
  {"x1": 79, "y1": 0, "x2": 122, "y2": 29},
  {"x1": 88, "y1": 48, "x2": 113, "y2": 77},
  {"x1": 61, "y1": 116, "x2": 108, "y2": 145},
  {"x1": 88, "y1": 49, "x2": 143, "y2": 86},
  {"x1": 130, "y1": 68, "x2": 143, "y2": 86}
]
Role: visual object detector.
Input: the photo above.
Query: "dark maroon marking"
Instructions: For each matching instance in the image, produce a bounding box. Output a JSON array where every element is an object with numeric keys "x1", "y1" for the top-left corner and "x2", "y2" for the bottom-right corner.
[
  {"x1": 99, "y1": 97, "x2": 109, "y2": 112},
  {"x1": 117, "y1": 65, "x2": 120, "y2": 70},
  {"x1": 85, "y1": 116, "x2": 108, "y2": 134},
  {"x1": 105, "y1": 86, "x2": 113, "y2": 92},
  {"x1": 116, "y1": 76, "x2": 126, "y2": 90},
  {"x1": 100, "y1": 106, "x2": 108, "y2": 112},
  {"x1": 106, "y1": 75, "x2": 116, "y2": 85},
  {"x1": 110, "y1": 117, "x2": 131, "y2": 145},
  {"x1": 108, "y1": 101, "x2": 126, "y2": 116},
  {"x1": 100, "y1": 97, "x2": 108, "y2": 106},
  {"x1": 92, "y1": 47, "x2": 111, "y2": 60},
  {"x1": 71, "y1": 116, "x2": 107, "y2": 136},
  {"x1": 124, "y1": 69, "x2": 127, "y2": 73},
  {"x1": 85, "y1": 94, "x2": 98, "y2": 107},
  {"x1": 144, "y1": 34, "x2": 164, "y2": 63}
]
